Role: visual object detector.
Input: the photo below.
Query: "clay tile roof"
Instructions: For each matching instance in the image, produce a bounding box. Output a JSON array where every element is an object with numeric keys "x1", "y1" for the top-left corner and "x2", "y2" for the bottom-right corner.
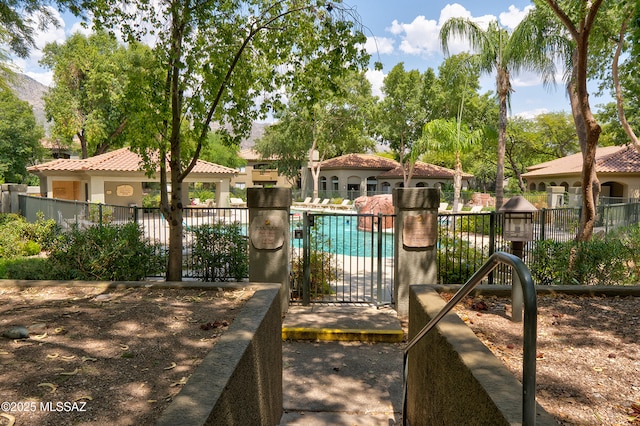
[
  {"x1": 378, "y1": 161, "x2": 472, "y2": 179},
  {"x1": 28, "y1": 147, "x2": 237, "y2": 175},
  {"x1": 239, "y1": 148, "x2": 276, "y2": 161},
  {"x1": 321, "y1": 153, "x2": 399, "y2": 170},
  {"x1": 522, "y1": 145, "x2": 640, "y2": 178}
]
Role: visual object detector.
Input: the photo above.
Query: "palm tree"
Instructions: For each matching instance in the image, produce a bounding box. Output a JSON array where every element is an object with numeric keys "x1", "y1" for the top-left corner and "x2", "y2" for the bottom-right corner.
[
  {"x1": 421, "y1": 118, "x2": 483, "y2": 213},
  {"x1": 439, "y1": 18, "x2": 556, "y2": 210}
]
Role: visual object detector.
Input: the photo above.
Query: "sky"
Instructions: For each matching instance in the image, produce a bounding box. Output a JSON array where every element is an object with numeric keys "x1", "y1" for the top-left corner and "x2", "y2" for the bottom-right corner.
[{"x1": 12, "y1": 1, "x2": 612, "y2": 119}]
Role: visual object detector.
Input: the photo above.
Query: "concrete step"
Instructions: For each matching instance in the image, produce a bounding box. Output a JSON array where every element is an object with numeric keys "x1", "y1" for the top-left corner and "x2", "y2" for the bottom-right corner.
[{"x1": 281, "y1": 305, "x2": 404, "y2": 343}]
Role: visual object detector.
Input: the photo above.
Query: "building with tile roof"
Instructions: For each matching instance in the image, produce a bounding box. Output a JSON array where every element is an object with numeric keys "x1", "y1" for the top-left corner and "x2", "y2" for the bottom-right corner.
[
  {"x1": 522, "y1": 145, "x2": 640, "y2": 202},
  {"x1": 311, "y1": 153, "x2": 470, "y2": 199},
  {"x1": 231, "y1": 148, "x2": 294, "y2": 189},
  {"x1": 27, "y1": 147, "x2": 237, "y2": 207}
]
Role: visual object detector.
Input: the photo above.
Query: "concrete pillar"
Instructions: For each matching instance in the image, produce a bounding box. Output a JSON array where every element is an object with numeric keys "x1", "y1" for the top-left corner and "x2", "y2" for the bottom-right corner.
[
  {"x1": 89, "y1": 177, "x2": 106, "y2": 203},
  {"x1": 217, "y1": 179, "x2": 230, "y2": 207},
  {"x1": 1, "y1": 184, "x2": 27, "y2": 213},
  {"x1": 393, "y1": 187, "x2": 439, "y2": 318},
  {"x1": 546, "y1": 186, "x2": 565, "y2": 208},
  {"x1": 247, "y1": 187, "x2": 291, "y2": 313}
]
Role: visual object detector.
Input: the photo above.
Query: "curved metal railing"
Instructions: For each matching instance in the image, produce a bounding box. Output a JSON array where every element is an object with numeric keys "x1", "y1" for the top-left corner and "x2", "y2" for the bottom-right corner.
[{"x1": 402, "y1": 251, "x2": 538, "y2": 425}]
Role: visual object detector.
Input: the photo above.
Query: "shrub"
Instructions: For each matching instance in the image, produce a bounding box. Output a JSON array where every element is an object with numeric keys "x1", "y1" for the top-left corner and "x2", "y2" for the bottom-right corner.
[
  {"x1": 0, "y1": 257, "x2": 54, "y2": 280},
  {"x1": 47, "y1": 222, "x2": 164, "y2": 280},
  {"x1": 0, "y1": 213, "x2": 59, "y2": 259},
  {"x1": 190, "y1": 222, "x2": 248, "y2": 281},
  {"x1": 87, "y1": 203, "x2": 114, "y2": 224},
  {"x1": 530, "y1": 232, "x2": 636, "y2": 286},
  {"x1": 290, "y1": 220, "x2": 338, "y2": 298},
  {"x1": 437, "y1": 235, "x2": 485, "y2": 284}
]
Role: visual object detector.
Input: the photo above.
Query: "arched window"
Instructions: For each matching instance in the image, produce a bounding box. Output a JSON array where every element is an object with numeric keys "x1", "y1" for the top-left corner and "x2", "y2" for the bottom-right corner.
[{"x1": 320, "y1": 176, "x2": 327, "y2": 191}]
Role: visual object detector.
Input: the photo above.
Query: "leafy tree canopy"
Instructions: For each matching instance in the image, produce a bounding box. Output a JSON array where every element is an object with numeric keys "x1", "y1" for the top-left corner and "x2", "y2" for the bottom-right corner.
[
  {"x1": 0, "y1": 88, "x2": 44, "y2": 183},
  {"x1": 40, "y1": 31, "x2": 149, "y2": 158},
  {"x1": 85, "y1": 0, "x2": 370, "y2": 280}
]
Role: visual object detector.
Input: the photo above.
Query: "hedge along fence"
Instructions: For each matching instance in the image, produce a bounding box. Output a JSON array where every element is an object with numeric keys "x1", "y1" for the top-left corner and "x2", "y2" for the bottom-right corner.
[{"x1": 529, "y1": 223, "x2": 640, "y2": 286}]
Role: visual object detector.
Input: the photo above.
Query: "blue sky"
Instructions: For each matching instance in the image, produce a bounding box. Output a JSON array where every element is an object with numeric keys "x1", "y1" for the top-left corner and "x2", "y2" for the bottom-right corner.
[{"x1": 13, "y1": 1, "x2": 611, "y2": 118}]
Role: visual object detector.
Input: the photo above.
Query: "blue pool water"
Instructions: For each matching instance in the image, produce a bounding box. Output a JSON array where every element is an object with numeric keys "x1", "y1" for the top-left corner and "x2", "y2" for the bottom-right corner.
[{"x1": 290, "y1": 214, "x2": 394, "y2": 258}]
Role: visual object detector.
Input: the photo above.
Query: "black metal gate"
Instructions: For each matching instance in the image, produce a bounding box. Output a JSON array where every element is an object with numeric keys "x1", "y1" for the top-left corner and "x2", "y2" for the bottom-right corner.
[{"x1": 289, "y1": 211, "x2": 395, "y2": 305}]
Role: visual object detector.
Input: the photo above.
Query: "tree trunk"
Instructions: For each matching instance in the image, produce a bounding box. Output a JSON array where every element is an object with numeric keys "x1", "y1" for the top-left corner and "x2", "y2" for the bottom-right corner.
[
  {"x1": 165, "y1": 155, "x2": 184, "y2": 281},
  {"x1": 453, "y1": 151, "x2": 462, "y2": 213},
  {"x1": 612, "y1": 14, "x2": 640, "y2": 153},
  {"x1": 568, "y1": 47, "x2": 601, "y2": 242},
  {"x1": 495, "y1": 69, "x2": 510, "y2": 211}
]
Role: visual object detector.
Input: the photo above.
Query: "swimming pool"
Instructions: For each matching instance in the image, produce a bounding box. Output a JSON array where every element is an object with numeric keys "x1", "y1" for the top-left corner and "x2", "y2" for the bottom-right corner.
[{"x1": 290, "y1": 214, "x2": 395, "y2": 258}]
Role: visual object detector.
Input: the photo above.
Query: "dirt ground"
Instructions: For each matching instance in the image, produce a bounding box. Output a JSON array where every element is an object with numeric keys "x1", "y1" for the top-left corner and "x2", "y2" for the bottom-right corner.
[
  {"x1": 447, "y1": 292, "x2": 640, "y2": 426},
  {"x1": 0, "y1": 285, "x2": 253, "y2": 426}
]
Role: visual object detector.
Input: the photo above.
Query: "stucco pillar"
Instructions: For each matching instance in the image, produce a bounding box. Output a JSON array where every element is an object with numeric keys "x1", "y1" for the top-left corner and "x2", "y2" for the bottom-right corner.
[
  {"x1": 89, "y1": 176, "x2": 106, "y2": 203},
  {"x1": 248, "y1": 188, "x2": 291, "y2": 313},
  {"x1": 217, "y1": 179, "x2": 230, "y2": 207},
  {"x1": 393, "y1": 187, "x2": 439, "y2": 318},
  {"x1": 0, "y1": 184, "x2": 27, "y2": 213}
]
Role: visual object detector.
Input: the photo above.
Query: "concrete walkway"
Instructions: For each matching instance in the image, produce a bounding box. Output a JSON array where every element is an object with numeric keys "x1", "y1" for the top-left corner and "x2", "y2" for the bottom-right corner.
[{"x1": 280, "y1": 305, "x2": 405, "y2": 425}]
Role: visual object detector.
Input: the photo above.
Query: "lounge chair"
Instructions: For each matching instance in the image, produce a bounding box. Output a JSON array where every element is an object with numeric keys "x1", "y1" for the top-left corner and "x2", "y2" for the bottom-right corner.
[
  {"x1": 469, "y1": 205, "x2": 483, "y2": 213},
  {"x1": 330, "y1": 199, "x2": 353, "y2": 211},
  {"x1": 313, "y1": 199, "x2": 330, "y2": 209},
  {"x1": 229, "y1": 197, "x2": 247, "y2": 208},
  {"x1": 438, "y1": 202, "x2": 449, "y2": 212},
  {"x1": 293, "y1": 197, "x2": 312, "y2": 207}
]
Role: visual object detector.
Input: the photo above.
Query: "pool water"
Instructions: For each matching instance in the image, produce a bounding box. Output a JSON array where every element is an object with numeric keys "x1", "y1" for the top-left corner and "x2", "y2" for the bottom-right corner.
[{"x1": 290, "y1": 214, "x2": 394, "y2": 258}]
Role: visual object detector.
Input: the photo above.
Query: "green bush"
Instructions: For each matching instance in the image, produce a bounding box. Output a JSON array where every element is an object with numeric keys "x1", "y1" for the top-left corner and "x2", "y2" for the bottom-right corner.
[
  {"x1": 87, "y1": 203, "x2": 114, "y2": 223},
  {"x1": 47, "y1": 222, "x2": 164, "y2": 280},
  {"x1": 290, "y1": 221, "x2": 338, "y2": 298},
  {"x1": 437, "y1": 235, "x2": 485, "y2": 284},
  {"x1": 0, "y1": 213, "x2": 59, "y2": 259},
  {"x1": 530, "y1": 232, "x2": 636, "y2": 286},
  {"x1": 0, "y1": 257, "x2": 54, "y2": 279},
  {"x1": 190, "y1": 222, "x2": 248, "y2": 281}
]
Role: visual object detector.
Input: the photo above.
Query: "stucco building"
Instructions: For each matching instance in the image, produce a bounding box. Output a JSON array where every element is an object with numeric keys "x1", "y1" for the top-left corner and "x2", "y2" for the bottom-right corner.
[
  {"x1": 308, "y1": 153, "x2": 472, "y2": 199},
  {"x1": 522, "y1": 145, "x2": 640, "y2": 203},
  {"x1": 27, "y1": 147, "x2": 237, "y2": 207}
]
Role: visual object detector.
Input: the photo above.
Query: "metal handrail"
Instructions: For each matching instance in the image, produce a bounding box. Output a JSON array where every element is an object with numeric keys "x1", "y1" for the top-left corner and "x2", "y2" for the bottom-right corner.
[{"x1": 402, "y1": 251, "x2": 538, "y2": 425}]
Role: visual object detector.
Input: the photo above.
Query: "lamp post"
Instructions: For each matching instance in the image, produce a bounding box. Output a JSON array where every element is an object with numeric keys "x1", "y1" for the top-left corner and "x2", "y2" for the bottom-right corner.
[{"x1": 500, "y1": 195, "x2": 537, "y2": 322}]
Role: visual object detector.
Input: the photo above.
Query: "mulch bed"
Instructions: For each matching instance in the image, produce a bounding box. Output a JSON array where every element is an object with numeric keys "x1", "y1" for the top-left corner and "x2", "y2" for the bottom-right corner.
[
  {"x1": 447, "y1": 292, "x2": 640, "y2": 425},
  {"x1": 0, "y1": 285, "x2": 252, "y2": 426}
]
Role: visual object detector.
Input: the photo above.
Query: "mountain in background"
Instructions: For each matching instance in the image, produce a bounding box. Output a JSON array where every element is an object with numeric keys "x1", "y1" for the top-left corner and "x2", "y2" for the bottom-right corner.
[
  {"x1": 8, "y1": 73, "x2": 48, "y2": 131},
  {"x1": 8, "y1": 73, "x2": 271, "y2": 146}
]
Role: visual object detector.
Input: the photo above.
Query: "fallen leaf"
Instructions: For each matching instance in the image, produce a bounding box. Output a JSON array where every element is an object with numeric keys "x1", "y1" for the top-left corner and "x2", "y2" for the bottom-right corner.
[
  {"x1": 38, "y1": 383, "x2": 58, "y2": 393},
  {"x1": 0, "y1": 412, "x2": 15, "y2": 426},
  {"x1": 60, "y1": 367, "x2": 80, "y2": 376},
  {"x1": 164, "y1": 362, "x2": 177, "y2": 370}
]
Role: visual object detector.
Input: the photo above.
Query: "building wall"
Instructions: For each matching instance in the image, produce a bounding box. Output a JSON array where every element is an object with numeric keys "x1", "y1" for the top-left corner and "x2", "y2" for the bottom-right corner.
[
  {"x1": 104, "y1": 181, "x2": 144, "y2": 206},
  {"x1": 526, "y1": 174, "x2": 640, "y2": 201},
  {"x1": 230, "y1": 160, "x2": 292, "y2": 189}
]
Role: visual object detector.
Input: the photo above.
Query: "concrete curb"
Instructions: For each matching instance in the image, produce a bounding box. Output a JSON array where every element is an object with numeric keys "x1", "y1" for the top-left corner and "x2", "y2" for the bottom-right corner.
[{"x1": 282, "y1": 326, "x2": 404, "y2": 343}]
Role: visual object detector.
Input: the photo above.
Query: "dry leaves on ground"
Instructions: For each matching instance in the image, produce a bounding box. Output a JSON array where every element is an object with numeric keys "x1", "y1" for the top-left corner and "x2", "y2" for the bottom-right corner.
[
  {"x1": 0, "y1": 285, "x2": 252, "y2": 426},
  {"x1": 447, "y1": 292, "x2": 640, "y2": 426}
]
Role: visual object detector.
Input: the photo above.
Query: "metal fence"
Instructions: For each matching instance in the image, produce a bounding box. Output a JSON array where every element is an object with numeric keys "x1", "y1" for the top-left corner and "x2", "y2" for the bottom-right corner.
[
  {"x1": 18, "y1": 195, "x2": 640, "y2": 292},
  {"x1": 289, "y1": 211, "x2": 395, "y2": 305}
]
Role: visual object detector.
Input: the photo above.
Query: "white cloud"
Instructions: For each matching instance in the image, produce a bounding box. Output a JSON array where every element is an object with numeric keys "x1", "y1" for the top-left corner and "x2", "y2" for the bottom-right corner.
[
  {"x1": 438, "y1": 3, "x2": 472, "y2": 22},
  {"x1": 389, "y1": 16, "x2": 440, "y2": 56},
  {"x1": 69, "y1": 20, "x2": 92, "y2": 36},
  {"x1": 364, "y1": 36, "x2": 394, "y2": 55},
  {"x1": 33, "y1": 8, "x2": 66, "y2": 49},
  {"x1": 365, "y1": 69, "x2": 385, "y2": 98},
  {"x1": 499, "y1": 5, "x2": 535, "y2": 29},
  {"x1": 26, "y1": 71, "x2": 54, "y2": 87},
  {"x1": 513, "y1": 108, "x2": 549, "y2": 119}
]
